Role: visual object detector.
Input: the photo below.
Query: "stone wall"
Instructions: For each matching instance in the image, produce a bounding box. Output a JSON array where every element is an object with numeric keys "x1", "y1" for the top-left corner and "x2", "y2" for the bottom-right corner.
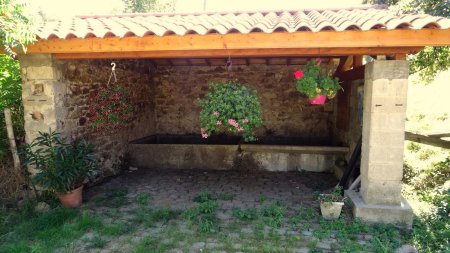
[
  {"x1": 20, "y1": 56, "x2": 155, "y2": 179},
  {"x1": 152, "y1": 65, "x2": 336, "y2": 144},
  {"x1": 63, "y1": 59, "x2": 156, "y2": 177},
  {"x1": 20, "y1": 55, "x2": 337, "y2": 179}
]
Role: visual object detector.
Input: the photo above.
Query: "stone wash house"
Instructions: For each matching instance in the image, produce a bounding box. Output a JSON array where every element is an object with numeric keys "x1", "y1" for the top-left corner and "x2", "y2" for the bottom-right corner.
[{"x1": 17, "y1": 5, "x2": 450, "y2": 226}]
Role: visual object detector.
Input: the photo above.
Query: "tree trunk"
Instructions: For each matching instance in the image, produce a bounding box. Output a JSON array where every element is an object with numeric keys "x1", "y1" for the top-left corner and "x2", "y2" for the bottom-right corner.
[{"x1": 4, "y1": 108, "x2": 20, "y2": 170}]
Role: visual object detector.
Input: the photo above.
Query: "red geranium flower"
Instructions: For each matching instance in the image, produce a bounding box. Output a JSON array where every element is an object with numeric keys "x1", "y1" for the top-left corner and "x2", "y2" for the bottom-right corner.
[{"x1": 294, "y1": 70, "x2": 304, "y2": 79}]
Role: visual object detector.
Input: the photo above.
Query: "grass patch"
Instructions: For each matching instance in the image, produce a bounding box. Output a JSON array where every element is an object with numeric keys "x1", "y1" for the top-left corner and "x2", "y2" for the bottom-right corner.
[
  {"x1": 0, "y1": 205, "x2": 105, "y2": 253},
  {"x1": 135, "y1": 192, "x2": 152, "y2": 206},
  {"x1": 133, "y1": 235, "x2": 175, "y2": 253},
  {"x1": 86, "y1": 234, "x2": 107, "y2": 249}
]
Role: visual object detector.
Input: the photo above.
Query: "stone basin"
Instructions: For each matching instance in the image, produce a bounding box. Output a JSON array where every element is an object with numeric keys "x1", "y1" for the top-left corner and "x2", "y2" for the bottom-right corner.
[{"x1": 128, "y1": 135, "x2": 349, "y2": 172}]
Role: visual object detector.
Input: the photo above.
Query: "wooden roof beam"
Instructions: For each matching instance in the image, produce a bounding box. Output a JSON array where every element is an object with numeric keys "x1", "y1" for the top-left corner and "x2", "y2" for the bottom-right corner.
[
  {"x1": 53, "y1": 47, "x2": 423, "y2": 60},
  {"x1": 27, "y1": 29, "x2": 448, "y2": 55}
]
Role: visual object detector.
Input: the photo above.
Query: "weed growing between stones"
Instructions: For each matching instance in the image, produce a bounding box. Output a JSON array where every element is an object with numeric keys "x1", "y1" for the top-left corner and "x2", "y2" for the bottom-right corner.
[
  {"x1": 0, "y1": 191, "x2": 425, "y2": 252},
  {"x1": 135, "y1": 192, "x2": 152, "y2": 206},
  {"x1": 183, "y1": 191, "x2": 219, "y2": 233},
  {"x1": 260, "y1": 201, "x2": 285, "y2": 228},
  {"x1": 232, "y1": 207, "x2": 258, "y2": 221}
]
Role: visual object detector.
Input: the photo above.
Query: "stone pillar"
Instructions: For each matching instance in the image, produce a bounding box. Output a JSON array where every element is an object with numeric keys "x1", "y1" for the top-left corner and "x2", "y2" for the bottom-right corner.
[
  {"x1": 345, "y1": 60, "x2": 413, "y2": 227},
  {"x1": 19, "y1": 54, "x2": 67, "y2": 143}
]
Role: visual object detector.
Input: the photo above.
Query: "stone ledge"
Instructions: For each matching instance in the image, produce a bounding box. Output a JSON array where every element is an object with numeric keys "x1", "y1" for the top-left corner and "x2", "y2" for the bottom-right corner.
[
  {"x1": 345, "y1": 189, "x2": 413, "y2": 229},
  {"x1": 240, "y1": 144, "x2": 349, "y2": 154}
]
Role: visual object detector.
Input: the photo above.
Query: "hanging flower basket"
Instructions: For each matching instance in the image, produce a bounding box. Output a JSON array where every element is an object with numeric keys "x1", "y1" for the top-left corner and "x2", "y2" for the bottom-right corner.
[
  {"x1": 88, "y1": 84, "x2": 134, "y2": 133},
  {"x1": 294, "y1": 59, "x2": 342, "y2": 105},
  {"x1": 198, "y1": 81, "x2": 263, "y2": 142}
]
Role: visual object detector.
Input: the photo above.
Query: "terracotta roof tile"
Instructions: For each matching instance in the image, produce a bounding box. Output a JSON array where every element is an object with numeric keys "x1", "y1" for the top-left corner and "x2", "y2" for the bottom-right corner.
[{"x1": 36, "y1": 5, "x2": 450, "y2": 40}]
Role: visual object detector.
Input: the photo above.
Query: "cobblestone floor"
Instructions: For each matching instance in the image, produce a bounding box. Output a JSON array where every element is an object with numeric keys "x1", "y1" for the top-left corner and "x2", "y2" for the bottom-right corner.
[
  {"x1": 75, "y1": 169, "x2": 407, "y2": 253},
  {"x1": 85, "y1": 168, "x2": 338, "y2": 213}
]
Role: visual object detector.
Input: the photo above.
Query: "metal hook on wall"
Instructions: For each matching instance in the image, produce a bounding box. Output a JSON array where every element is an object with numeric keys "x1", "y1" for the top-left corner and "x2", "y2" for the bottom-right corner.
[
  {"x1": 107, "y1": 62, "x2": 117, "y2": 86},
  {"x1": 225, "y1": 55, "x2": 232, "y2": 72}
]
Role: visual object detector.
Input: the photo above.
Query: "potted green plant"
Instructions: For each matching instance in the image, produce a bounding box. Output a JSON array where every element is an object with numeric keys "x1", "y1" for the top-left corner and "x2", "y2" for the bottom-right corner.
[
  {"x1": 317, "y1": 186, "x2": 346, "y2": 220},
  {"x1": 198, "y1": 81, "x2": 263, "y2": 142},
  {"x1": 22, "y1": 130, "x2": 96, "y2": 208},
  {"x1": 294, "y1": 59, "x2": 342, "y2": 105}
]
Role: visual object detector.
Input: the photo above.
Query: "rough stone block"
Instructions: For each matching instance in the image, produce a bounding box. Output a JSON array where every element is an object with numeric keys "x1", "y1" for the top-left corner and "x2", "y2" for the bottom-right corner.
[
  {"x1": 363, "y1": 145, "x2": 404, "y2": 162},
  {"x1": 18, "y1": 54, "x2": 53, "y2": 67},
  {"x1": 345, "y1": 190, "x2": 413, "y2": 228},
  {"x1": 364, "y1": 162, "x2": 404, "y2": 181},
  {"x1": 363, "y1": 129, "x2": 406, "y2": 148},
  {"x1": 26, "y1": 66, "x2": 57, "y2": 80},
  {"x1": 360, "y1": 179, "x2": 402, "y2": 205},
  {"x1": 364, "y1": 61, "x2": 409, "y2": 81}
]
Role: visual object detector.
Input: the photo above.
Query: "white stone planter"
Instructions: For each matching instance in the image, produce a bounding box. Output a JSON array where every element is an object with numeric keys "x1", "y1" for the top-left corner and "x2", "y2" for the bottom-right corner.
[{"x1": 320, "y1": 201, "x2": 344, "y2": 220}]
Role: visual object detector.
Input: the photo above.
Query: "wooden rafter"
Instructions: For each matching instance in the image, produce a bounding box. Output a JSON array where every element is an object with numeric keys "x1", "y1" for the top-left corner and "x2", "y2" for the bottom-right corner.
[
  {"x1": 334, "y1": 56, "x2": 353, "y2": 76},
  {"x1": 24, "y1": 29, "x2": 450, "y2": 58}
]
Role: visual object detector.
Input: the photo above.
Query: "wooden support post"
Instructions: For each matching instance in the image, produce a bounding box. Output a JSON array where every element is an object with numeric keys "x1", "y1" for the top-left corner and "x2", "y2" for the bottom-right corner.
[
  {"x1": 4, "y1": 108, "x2": 21, "y2": 170},
  {"x1": 353, "y1": 55, "x2": 363, "y2": 68}
]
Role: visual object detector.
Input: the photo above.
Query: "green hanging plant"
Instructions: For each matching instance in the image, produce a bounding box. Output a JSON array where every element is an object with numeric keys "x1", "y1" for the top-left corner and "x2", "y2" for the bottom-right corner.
[
  {"x1": 294, "y1": 59, "x2": 342, "y2": 99},
  {"x1": 198, "y1": 81, "x2": 263, "y2": 142}
]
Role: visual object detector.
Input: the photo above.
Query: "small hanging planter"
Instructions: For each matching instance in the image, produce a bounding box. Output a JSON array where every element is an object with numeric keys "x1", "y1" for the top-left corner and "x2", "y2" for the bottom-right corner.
[
  {"x1": 198, "y1": 81, "x2": 263, "y2": 142},
  {"x1": 294, "y1": 59, "x2": 342, "y2": 105},
  {"x1": 308, "y1": 95, "x2": 327, "y2": 105}
]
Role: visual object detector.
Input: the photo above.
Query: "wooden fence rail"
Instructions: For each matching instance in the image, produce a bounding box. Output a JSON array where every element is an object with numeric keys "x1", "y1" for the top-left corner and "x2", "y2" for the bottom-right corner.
[{"x1": 405, "y1": 131, "x2": 450, "y2": 149}]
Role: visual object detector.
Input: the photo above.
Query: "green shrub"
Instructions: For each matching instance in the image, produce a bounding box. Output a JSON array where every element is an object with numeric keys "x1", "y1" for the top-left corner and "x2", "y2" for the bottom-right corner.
[
  {"x1": 410, "y1": 214, "x2": 450, "y2": 252},
  {"x1": 402, "y1": 162, "x2": 417, "y2": 184},
  {"x1": 406, "y1": 142, "x2": 421, "y2": 152},
  {"x1": 418, "y1": 149, "x2": 436, "y2": 161}
]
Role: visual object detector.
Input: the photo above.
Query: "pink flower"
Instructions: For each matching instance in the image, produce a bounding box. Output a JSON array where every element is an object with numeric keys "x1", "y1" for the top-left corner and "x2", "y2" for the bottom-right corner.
[
  {"x1": 202, "y1": 133, "x2": 209, "y2": 138},
  {"x1": 213, "y1": 111, "x2": 219, "y2": 116},
  {"x1": 227, "y1": 119, "x2": 239, "y2": 127},
  {"x1": 241, "y1": 118, "x2": 249, "y2": 123},
  {"x1": 316, "y1": 58, "x2": 322, "y2": 66},
  {"x1": 216, "y1": 120, "x2": 222, "y2": 125},
  {"x1": 294, "y1": 70, "x2": 304, "y2": 79},
  {"x1": 200, "y1": 128, "x2": 205, "y2": 133}
]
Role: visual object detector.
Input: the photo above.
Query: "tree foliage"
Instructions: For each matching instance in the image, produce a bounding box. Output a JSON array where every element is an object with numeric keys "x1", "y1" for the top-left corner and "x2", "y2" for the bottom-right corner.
[
  {"x1": 0, "y1": 55, "x2": 24, "y2": 161},
  {"x1": 0, "y1": 0, "x2": 34, "y2": 161},
  {"x1": 122, "y1": 0, "x2": 173, "y2": 13},
  {"x1": 0, "y1": 0, "x2": 35, "y2": 56},
  {"x1": 363, "y1": 0, "x2": 450, "y2": 82}
]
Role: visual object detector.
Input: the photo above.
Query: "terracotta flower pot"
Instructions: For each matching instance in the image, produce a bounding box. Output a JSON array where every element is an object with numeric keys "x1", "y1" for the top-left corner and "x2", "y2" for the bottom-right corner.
[
  {"x1": 320, "y1": 201, "x2": 344, "y2": 220},
  {"x1": 58, "y1": 185, "x2": 84, "y2": 208},
  {"x1": 308, "y1": 95, "x2": 327, "y2": 105}
]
